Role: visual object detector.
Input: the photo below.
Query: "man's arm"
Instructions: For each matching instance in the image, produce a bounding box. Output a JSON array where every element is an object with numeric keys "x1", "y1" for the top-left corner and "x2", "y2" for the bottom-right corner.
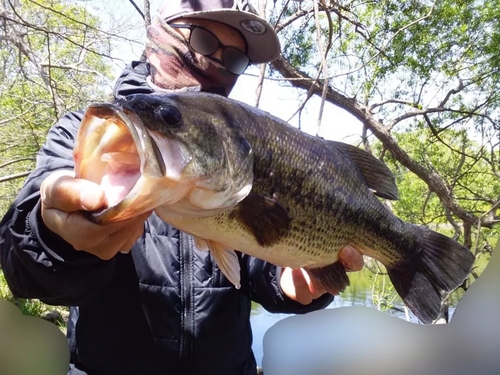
[
  {"x1": 241, "y1": 245, "x2": 365, "y2": 314},
  {"x1": 242, "y1": 256, "x2": 334, "y2": 314}
]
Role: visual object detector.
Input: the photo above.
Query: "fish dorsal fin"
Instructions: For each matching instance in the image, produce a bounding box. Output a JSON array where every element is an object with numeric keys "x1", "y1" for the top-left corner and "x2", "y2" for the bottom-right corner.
[
  {"x1": 234, "y1": 193, "x2": 291, "y2": 247},
  {"x1": 205, "y1": 240, "x2": 241, "y2": 289},
  {"x1": 327, "y1": 140, "x2": 399, "y2": 200}
]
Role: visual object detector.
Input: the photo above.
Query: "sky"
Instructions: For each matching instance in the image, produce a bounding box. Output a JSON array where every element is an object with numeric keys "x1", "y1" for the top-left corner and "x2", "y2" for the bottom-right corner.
[{"x1": 81, "y1": 0, "x2": 363, "y2": 143}]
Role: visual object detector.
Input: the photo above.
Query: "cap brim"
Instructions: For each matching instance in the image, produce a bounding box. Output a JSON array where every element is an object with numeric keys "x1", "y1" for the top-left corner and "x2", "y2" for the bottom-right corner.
[{"x1": 165, "y1": 9, "x2": 281, "y2": 64}]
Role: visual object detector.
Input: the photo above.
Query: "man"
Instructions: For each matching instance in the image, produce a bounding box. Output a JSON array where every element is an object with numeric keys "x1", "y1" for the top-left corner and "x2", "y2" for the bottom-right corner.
[{"x1": 0, "y1": 1, "x2": 363, "y2": 374}]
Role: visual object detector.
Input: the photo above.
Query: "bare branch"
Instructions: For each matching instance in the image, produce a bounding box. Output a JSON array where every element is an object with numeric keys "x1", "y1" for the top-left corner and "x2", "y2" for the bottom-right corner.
[
  {"x1": 254, "y1": 0, "x2": 268, "y2": 108},
  {"x1": 129, "y1": 0, "x2": 145, "y2": 20},
  {"x1": 445, "y1": 208, "x2": 462, "y2": 241},
  {"x1": 271, "y1": 55, "x2": 478, "y2": 227},
  {"x1": 474, "y1": 198, "x2": 500, "y2": 255},
  {"x1": 0, "y1": 158, "x2": 36, "y2": 169},
  {"x1": 275, "y1": 7, "x2": 312, "y2": 33},
  {"x1": 272, "y1": 0, "x2": 292, "y2": 31},
  {"x1": 0, "y1": 171, "x2": 31, "y2": 183},
  {"x1": 369, "y1": 99, "x2": 421, "y2": 112},
  {"x1": 0, "y1": 106, "x2": 35, "y2": 126},
  {"x1": 438, "y1": 78, "x2": 464, "y2": 108},
  {"x1": 3, "y1": 1, "x2": 65, "y2": 116},
  {"x1": 313, "y1": 0, "x2": 332, "y2": 135},
  {"x1": 1, "y1": 3, "x2": 135, "y2": 61},
  {"x1": 143, "y1": 0, "x2": 151, "y2": 27},
  {"x1": 40, "y1": 63, "x2": 110, "y2": 80}
]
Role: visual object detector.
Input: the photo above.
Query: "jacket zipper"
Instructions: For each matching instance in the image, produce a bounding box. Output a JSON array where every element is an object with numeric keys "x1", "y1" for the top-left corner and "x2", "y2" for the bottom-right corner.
[{"x1": 179, "y1": 232, "x2": 193, "y2": 372}]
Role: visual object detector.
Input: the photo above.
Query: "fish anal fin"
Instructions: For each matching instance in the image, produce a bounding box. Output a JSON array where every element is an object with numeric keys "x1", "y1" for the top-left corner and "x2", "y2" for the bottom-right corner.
[
  {"x1": 306, "y1": 262, "x2": 350, "y2": 295},
  {"x1": 326, "y1": 140, "x2": 399, "y2": 200},
  {"x1": 234, "y1": 193, "x2": 291, "y2": 247},
  {"x1": 194, "y1": 237, "x2": 209, "y2": 251},
  {"x1": 206, "y1": 241, "x2": 241, "y2": 289}
]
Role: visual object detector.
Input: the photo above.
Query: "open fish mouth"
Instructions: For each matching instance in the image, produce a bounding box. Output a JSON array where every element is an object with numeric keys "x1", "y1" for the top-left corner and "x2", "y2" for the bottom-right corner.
[
  {"x1": 73, "y1": 96, "x2": 254, "y2": 224},
  {"x1": 73, "y1": 102, "x2": 191, "y2": 223},
  {"x1": 75, "y1": 104, "x2": 143, "y2": 207}
]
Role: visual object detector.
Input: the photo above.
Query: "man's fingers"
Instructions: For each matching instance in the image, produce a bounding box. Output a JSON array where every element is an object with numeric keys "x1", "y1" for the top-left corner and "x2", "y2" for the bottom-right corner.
[
  {"x1": 289, "y1": 268, "x2": 311, "y2": 304},
  {"x1": 117, "y1": 216, "x2": 146, "y2": 254},
  {"x1": 281, "y1": 268, "x2": 330, "y2": 305},
  {"x1": 281, "y1": 246, "x2": 364, "y2": 305},
  {"x1": 301, "y1": 270, "x2": 329, "y2": 298},
  {"x1": 43, "y1": 207, "x2": 151, "y2": 259},
  {"x1": 41, "y1": 171, "x2": 106, "y2": 212},
  {"x1": 39, "y1": 171, "x2": 152, "y2": 261},
  {"x1": 90, "y1": 216, "x2": 147, "y2": 259},
  {"x1": 339, "y1": 245, "x2": 365, "y2": 272}
]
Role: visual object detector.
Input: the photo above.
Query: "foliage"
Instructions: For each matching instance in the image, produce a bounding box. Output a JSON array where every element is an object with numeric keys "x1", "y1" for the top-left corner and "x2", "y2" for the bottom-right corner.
[
  {"x1": 0, "y1": 269, "x2": 68, "y2": 331},
  {"x1": 370, "y1": 271, "x2": 399, "y2": 314},
  {"x1": 268, "y1": 0, "x2": 499, "y2": 252},
  {"x1": 373, "y1": 126, "x2": 500, "y2": 243},
  {"x1": 0, "y1": 0, "x2": 121, "y2": 329},
  {"x1": 0, "y1": 0, "x2": 114, "y2": 216}
]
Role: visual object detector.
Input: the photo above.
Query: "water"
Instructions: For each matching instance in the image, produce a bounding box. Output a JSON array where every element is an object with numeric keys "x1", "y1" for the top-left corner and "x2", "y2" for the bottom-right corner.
[
  {"x1": 250, "y1": 292, "x2": 398, "y2": 367},
  {"x1": 250, "y1": 295, "x2": 367, "y2": 367},
  {"x1": 249, "y1": 252, "x2": 494, "y2": 367},
  {"x1": 249, "y1": 268, "x2": 465, "y2": 367}
]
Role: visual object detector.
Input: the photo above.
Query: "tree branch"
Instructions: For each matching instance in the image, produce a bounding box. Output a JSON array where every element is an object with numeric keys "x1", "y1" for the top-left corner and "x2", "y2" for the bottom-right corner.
[
  {"x1": 271, "y1": 55, "x2": 478, "y2": 227},
  {"x1": 0, "y1": 158, "x2": 36, "y2": 169},
  {"x1": 3, "y1": 2, "x2": 65, "y2": 116},
  {"x1": 0, "y1": 171, "x2": 31, "y2": 183}
]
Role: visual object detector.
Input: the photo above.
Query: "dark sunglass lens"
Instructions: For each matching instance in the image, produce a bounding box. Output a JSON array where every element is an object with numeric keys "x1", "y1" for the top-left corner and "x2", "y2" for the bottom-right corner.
[
  {"x1": 190, "y1": 27, "x2": 219, "y2": 56},
  {"x1": 223, "y1": 47, "x2": 250, "y2": 75}
]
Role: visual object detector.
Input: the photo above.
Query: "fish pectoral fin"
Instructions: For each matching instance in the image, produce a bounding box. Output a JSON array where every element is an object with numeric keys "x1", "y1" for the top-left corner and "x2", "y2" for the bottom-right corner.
[
  {"x1": 326, "y1": 140, "x2": 399, "y2": 200},
  {"x1": 206, "y1": 241, "x2": 241, "y2": 289},
  {"x1": 306, "y1": 262, "x2": 350, "y2": 295},
  {"x1": 234, "y1": 193, "x2": 291, "y2": 247}
]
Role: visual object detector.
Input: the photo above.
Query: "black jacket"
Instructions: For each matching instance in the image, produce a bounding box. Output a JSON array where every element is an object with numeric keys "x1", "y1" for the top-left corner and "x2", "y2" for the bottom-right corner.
[{"x1": 0, "y1": 61, "x2": 333, "y2": 375}]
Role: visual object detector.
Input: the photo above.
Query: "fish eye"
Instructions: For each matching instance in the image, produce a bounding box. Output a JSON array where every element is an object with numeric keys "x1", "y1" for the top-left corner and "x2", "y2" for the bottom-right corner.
[{"x1": 156, "y1": 105, "x2": 182, "y2": 127}]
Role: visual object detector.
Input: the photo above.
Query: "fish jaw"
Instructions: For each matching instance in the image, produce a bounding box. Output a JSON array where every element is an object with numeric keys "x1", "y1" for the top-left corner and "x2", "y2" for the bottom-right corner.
[
  {"x1": 74, "y1": 100, "x2": 254, "y2": 224},
  {"x1": 73, "y1": 104, "x2": 185, "y2": 223}
]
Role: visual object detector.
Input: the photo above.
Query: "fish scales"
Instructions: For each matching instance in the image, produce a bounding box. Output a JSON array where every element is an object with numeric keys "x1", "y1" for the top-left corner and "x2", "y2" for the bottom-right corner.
[
  {"x1": 74, "y1": 92, "x2": 475, "y2": 324},
  {"x1": 189, "y1": 98, "x2": 411, "y2": 267}
]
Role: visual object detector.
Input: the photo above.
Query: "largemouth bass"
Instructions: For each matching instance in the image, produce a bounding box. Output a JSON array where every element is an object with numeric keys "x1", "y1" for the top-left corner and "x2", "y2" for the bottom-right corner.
[{"x1": 73, "y1": 92, "x2": 475, "y2": 324}]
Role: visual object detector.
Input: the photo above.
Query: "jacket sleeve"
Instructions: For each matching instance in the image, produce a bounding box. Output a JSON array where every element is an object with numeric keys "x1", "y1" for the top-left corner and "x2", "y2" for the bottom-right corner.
[
  {"x1": 241, "y1": 255, "x2": 334, "y2": 314},
  {"x1": 0, "y1": 111, "x2": 116, "y2": 306}
]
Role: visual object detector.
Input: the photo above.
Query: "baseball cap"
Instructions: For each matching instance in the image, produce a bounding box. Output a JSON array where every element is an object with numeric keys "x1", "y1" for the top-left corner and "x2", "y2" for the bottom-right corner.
[{"x1": 158, "y1": 0, "x2": 281, "y2": 64}]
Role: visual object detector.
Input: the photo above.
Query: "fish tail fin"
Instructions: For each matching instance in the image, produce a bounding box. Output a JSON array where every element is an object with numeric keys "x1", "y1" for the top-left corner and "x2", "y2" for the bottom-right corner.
[{"x1": 387, "y1": 225, "x2": 475, "y2": 324}]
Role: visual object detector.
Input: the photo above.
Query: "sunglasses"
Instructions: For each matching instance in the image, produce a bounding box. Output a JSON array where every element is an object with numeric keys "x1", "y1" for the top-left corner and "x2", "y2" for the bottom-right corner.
[{"x1": 169, "y1": 23, "x2": 250, "y2": 75}]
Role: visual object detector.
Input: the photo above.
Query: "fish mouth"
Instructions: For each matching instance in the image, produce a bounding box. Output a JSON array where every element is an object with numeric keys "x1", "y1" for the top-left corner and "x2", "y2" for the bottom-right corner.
[{"x1": 74, "y1": 102, "x2": 190, "y2": 223}]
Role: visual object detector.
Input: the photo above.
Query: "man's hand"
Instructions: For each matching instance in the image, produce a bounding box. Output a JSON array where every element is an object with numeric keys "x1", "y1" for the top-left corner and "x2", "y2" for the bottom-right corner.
[
  {"x1": 279, "y1": 245, "x2": 364, "y2": 305},
  {"x1": 40, "y1": 170, "x2": 151, "y2": 260}
]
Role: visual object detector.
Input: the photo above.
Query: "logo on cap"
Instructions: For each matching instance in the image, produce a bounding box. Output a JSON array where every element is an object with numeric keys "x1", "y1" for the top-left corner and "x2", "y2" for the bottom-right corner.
[{"x1": 240, "y1": 19, "x2": 266, "y2": 35}]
